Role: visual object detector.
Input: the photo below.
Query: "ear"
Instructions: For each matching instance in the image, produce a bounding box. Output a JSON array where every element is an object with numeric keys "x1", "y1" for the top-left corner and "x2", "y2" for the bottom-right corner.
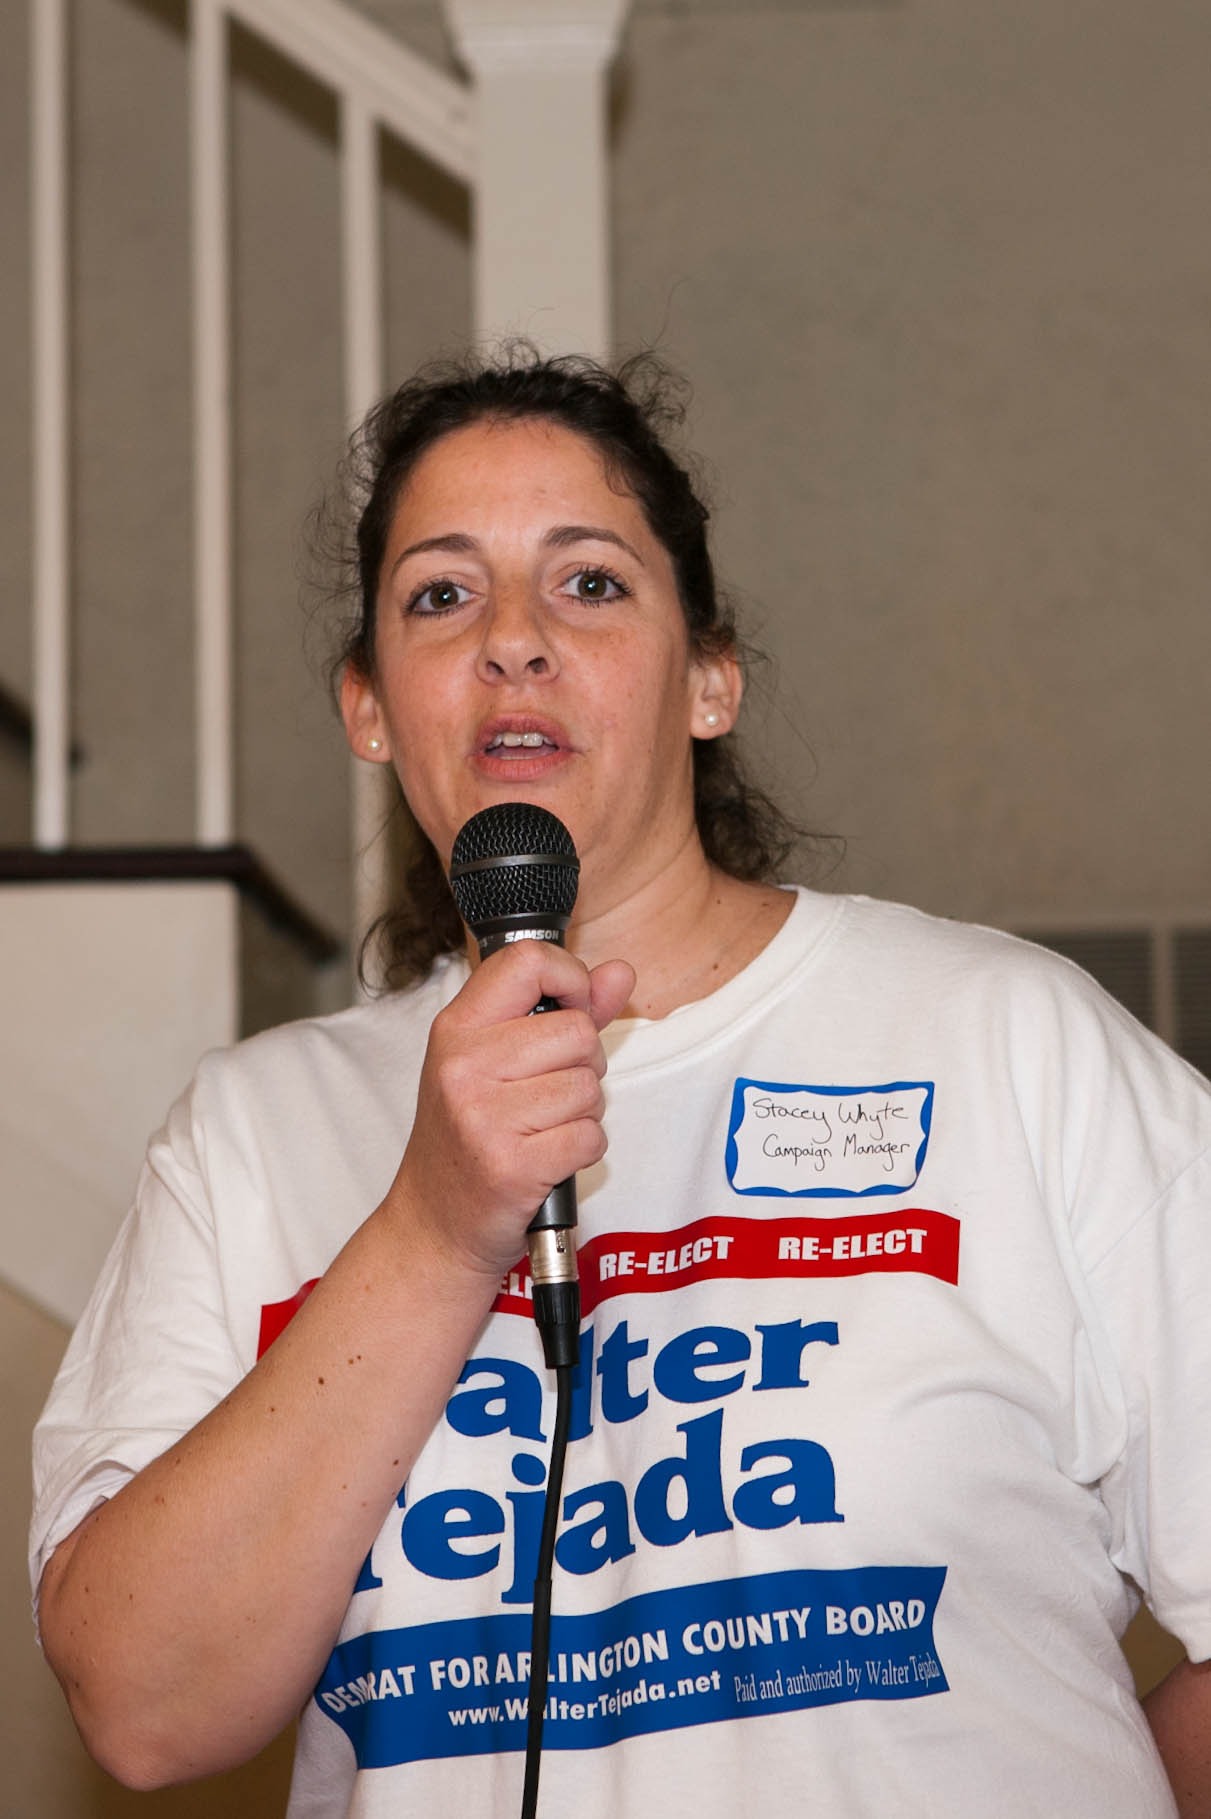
[
  {"x1": 689, "y1": 644, "x2": 743, "y2": 740},
  {"x1": 340, "y1": 663, "x2": 391, "y2": 763}
]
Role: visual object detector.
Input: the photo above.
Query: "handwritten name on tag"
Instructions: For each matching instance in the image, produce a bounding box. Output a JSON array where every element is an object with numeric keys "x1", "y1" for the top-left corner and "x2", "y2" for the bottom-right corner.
[{"x1": 726, "y1": 1080, "x2": 934, "y2": 1198}]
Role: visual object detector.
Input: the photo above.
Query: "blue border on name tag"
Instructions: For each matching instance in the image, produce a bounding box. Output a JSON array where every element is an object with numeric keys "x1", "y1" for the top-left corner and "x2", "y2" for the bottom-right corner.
[{"x1": 724, "y1": 1079, "x2": 935, "y2": 1198}]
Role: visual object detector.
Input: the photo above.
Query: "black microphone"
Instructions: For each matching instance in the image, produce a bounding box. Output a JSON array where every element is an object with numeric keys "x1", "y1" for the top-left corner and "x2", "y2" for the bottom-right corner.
[{"x1": 449, "y1": 802, "x2": 582, "y2": 1369}]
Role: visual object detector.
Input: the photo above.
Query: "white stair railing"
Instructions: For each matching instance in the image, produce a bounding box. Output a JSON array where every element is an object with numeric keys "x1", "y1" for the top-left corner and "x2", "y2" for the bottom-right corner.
[
  {"x1": 30, "y1": 0, "x2": 470, "y2": 878},
  {"x1": 28, "y1": 0, "x2": 624, "y2": 955},
  {"x1": 30, "y1": 0, "x2": 70, "y2": 852},
  {"x1": 191, "y1": 0, "x2": 235, "y2": 851}
]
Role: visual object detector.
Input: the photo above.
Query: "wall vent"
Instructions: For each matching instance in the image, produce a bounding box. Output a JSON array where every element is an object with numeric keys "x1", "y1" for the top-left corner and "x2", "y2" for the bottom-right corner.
[
  {"x1": 1175, "y1": 931, "x2": 1211, "y2": 1082},
  {"x1": 1022, "y1": 926, "x2": 1209, "y2": 1083}
]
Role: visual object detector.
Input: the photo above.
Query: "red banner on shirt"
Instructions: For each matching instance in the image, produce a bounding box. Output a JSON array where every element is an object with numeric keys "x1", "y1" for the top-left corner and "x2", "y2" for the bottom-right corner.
[
  {"x1": 493, "y1": 1208, "x2": 959, "y2": 1319},
  {"x1": 257, "y1": 1278, "x2": 319, "y2": 1358},
  {"x1": 257, "y1": 1209, "x2": 959, "y2": 1355}
]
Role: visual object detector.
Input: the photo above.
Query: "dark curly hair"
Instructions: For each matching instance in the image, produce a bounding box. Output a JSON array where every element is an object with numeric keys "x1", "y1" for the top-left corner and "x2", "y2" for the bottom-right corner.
[{"x1": 328, "y1": 346, "x2": 812, "y2": 988}]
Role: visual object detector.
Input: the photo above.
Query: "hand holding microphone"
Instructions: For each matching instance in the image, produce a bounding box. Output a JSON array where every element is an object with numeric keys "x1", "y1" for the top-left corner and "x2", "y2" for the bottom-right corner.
[
  {"x1": 449, "y1": 803, "x2": 592, "y2": 1368},
  {"x1": 390, "y1": 804, "x2": 630, "y2": 1350}
]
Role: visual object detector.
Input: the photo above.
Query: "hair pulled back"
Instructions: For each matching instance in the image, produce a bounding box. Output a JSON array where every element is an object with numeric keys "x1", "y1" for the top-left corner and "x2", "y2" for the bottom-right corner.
[{"x1": 329, "y1": 345, "x2": 807, "y2": 989}]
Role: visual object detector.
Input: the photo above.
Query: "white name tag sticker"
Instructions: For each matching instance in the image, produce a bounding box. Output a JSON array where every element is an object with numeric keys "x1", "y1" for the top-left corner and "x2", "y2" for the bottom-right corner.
[{"x1": 725, "y1": 1080, "x2": 934, "y2": 1198}]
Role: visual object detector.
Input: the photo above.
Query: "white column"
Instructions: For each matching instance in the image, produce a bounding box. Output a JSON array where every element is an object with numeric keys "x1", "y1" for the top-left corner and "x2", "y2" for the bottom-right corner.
[
  {"x1": 442, "y1": 0, "x2": 629, "y2": 359},
  {"x1": 191, "y1": 0, "x2": 234, "y2": 846},
  {"x1": 30, "y1": 0, "x2": 70, "y2": 848},
  {"x1": 339, "y1": 92, "x2": 395, "y2": 988},
  {"x1": 341, "y1": 97, "x2": 383, "y2": 436}
]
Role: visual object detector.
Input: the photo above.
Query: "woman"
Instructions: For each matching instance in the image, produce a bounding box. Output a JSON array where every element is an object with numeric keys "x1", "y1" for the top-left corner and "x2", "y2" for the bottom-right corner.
[{"x1": 31, "y1": 353, "x2": 1211, "y2": 1817}]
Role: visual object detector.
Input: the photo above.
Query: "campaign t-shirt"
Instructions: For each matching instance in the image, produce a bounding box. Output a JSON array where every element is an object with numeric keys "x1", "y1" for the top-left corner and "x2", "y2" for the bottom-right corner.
[{"x1": 32, "y1": 891, "x2": 1211, "y2": 1816}]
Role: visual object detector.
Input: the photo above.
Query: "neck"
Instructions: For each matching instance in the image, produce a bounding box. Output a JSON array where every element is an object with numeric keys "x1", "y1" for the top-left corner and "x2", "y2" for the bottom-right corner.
[
  {"x1": 565, "y1": 833, "x2": 794, "y2": 1019},
  {"x1": 458, "y1": 828, "x2": 795, "y2": 1017}
]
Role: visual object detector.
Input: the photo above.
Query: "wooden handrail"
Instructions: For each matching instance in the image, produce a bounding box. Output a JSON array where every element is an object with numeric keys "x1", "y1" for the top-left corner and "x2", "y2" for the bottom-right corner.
[{"x1": 0, "y1": 843, "x2": 341, "y2": 963}]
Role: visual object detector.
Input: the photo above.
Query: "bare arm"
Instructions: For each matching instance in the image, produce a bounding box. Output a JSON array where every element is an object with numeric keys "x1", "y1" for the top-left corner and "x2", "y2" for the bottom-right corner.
[
  {"x1": 1146, "y1": 1657, "x2": 1211, "y2": 1819},
  {"x1": 37, "y1": 943, "x2": 634, "y2": 1790}
]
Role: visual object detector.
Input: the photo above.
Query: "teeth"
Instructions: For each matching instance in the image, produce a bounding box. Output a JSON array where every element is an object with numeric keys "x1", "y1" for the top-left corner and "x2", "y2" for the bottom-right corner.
[{"x1": 491, "y1": 731, "x2": 550, "y2": 749}]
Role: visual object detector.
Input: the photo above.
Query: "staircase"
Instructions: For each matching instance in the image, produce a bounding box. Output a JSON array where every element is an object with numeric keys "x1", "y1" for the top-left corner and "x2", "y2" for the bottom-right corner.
[{"x1": 4, "y1": 0, "x2": 628, "y2": 1327}]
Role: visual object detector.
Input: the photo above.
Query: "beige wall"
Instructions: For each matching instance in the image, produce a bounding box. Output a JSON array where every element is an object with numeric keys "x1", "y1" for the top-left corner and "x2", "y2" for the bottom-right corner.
[{"x1": 609, "y1": 0, "x2": 1211, "y2": 929}]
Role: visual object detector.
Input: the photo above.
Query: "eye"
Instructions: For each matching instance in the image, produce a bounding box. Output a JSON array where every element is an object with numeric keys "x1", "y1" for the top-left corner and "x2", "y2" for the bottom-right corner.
[
  {"x1": 405, "y1": 577, "x2": 472, "y2": 615},
  {"x1": 561, "y1": 566, "x2": 631, "y2": 604}
]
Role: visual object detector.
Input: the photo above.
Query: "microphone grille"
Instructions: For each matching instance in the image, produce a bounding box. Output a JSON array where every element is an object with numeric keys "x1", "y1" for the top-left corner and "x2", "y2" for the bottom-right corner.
[{"x1": 449, "y1": 803, "x2": 579, "y2": 929}]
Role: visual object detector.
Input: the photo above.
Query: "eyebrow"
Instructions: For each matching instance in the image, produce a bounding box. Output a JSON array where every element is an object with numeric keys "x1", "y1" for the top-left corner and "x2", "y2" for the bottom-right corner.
[
  {"x1": 392, "y1": 523, "x2": 646, "y2": 571},
  {"x1": 393, "y1": 532, "x2": 479, "y2": 568},
  {"x1": 544, "y1": 524, "x2": 646, "y2": 565}
]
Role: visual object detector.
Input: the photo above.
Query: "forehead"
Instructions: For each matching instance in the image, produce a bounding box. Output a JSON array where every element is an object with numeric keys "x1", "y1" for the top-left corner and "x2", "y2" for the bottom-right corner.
[{"x1": 390, "y1": 416, "x2": 647, "y2": 539}]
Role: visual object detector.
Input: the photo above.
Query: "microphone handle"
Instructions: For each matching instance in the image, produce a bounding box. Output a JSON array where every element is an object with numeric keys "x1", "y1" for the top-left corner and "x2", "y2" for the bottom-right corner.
[
  {"x1": 527, "y1": 994, "x2": 577, "y2": 1236},
  {"x1": 526, "y1": 993, "x2": 580, "y2": 1368}
]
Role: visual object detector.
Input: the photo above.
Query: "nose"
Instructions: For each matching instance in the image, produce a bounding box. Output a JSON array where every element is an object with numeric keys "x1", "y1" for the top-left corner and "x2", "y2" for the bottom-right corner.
[{"x1": 475, "y1": 585, "x2": 558, "y2": 684}]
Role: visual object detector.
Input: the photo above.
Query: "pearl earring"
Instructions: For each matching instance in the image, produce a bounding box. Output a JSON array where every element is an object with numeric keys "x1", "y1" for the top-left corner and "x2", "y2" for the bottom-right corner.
[
  {"x1": 703, "y1": 710, "x2": 720, "y2": 729},
  {"x1": 367, "y1": 737, "x2": 383, "y2": 753}
]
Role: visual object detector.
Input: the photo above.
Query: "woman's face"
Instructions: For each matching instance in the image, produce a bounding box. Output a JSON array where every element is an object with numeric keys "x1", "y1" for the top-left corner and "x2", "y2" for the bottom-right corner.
[{"x1": 342, "y1": 416, "x2": 737, "y2": 915}]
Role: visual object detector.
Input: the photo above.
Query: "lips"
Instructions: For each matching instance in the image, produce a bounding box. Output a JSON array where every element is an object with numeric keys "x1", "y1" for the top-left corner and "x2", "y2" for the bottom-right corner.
[
  {"x1": 475, "y1": 716, "x2": 569, "y2": 759},
  {"x1": 487, "y1": 730, "x2": 557, "y2": 753},
  {"x1": 469, "y1": 715, "x2": 574, "y2": 785}
]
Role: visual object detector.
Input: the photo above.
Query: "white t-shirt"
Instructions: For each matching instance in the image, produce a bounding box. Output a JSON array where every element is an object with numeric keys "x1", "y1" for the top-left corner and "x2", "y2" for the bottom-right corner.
[{"x1": 31, "y1": 890, "x2": 1211, "y2": 1817}]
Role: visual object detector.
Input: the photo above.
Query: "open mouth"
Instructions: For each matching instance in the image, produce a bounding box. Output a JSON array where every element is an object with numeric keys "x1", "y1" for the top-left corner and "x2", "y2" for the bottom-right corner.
[{"x1": 485, "y1": 731, "x2": 559, "y2": 754}]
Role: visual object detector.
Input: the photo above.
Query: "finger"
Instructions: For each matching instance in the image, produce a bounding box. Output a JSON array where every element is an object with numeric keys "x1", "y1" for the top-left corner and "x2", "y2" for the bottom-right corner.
[
  {"x1": 453, "y1": 940, "x2": 594, "y2": 1025},
  {"x1": 587, "y1": 959, "x2": 636, "y2": 1031},
  {"x1": 525, "y1": 1115, "x2": 610, "y2": 1190},
  {"x1": 505, "y1": 1065, "x2": 605, "y2": 1135},
  {"x1": 487, "y1": 1007, "x2": 606, "y2": 1083}
]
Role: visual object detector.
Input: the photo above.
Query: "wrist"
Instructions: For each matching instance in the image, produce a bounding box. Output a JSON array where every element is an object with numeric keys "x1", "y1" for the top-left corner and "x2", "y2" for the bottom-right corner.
[{"x1": 373, "y1": 1172, "x2": 515, "y2": 1307}]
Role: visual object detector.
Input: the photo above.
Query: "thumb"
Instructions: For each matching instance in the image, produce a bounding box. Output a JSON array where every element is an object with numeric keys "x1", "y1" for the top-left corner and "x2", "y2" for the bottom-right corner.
[{"x1": 587, "y1": 959, "x2": 636, "y2": 1031}]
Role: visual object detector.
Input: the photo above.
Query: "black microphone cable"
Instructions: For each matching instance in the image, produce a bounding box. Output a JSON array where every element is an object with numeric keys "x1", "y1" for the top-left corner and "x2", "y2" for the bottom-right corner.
[
  {"x1": 520, "y1": 1358, "x2": 573, "y2": 1819},
  {"x1": 449, "y1": 802, "x2": 585, "y2": 1817}
]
